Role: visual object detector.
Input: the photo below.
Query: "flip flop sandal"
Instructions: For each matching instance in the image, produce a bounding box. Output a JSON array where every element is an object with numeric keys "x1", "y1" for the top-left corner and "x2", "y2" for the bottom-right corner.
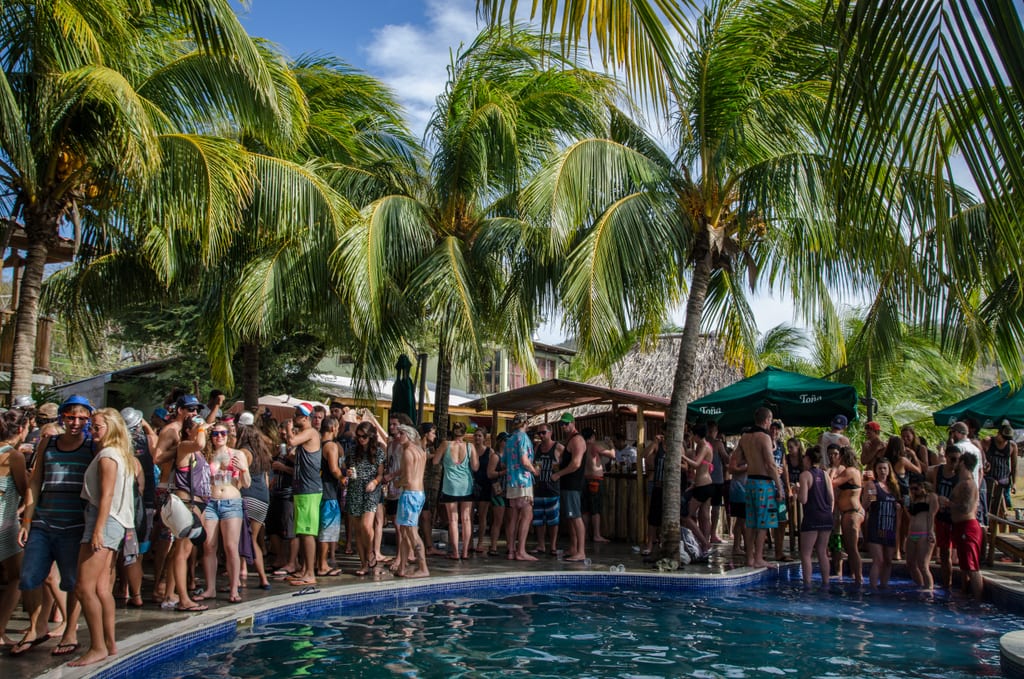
[
  {"x1": 9, "y1": 637, "x2": 49, "y2": 657},
  {"x1": 50, "y1": 642, "x2": 80, "y2": 657}
]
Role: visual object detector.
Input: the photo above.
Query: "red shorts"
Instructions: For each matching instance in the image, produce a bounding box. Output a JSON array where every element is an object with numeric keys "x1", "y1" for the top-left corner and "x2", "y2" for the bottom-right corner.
[
  {"x1": 934, "y1": 520, "x2": 953, "y2": 550},
  {"x1": 952, "y1": 519, "x2": 983, "y2": 572}
]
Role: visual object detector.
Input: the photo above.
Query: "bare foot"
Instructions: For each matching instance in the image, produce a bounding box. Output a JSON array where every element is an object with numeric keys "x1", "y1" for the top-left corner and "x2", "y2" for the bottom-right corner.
[
  {"x1": 516, "y1": 552, "x2": 538, "y2": 561},
  {"x1": 593, "y1": 536, "x2": 610, "y2": 543},
  {"x1": 407, "y1": 569, "x2": 430, "y2": 578},
  {"x1": 67, "y1": 648, "x2": 108, "y2": 667},
  {"x1": 425, "y1": 548, "x2": 445, "y2": 556}
]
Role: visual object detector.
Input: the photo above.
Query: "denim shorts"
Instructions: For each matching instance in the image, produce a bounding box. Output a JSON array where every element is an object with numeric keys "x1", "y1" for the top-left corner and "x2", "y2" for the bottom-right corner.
[
  {"x1": 82, "y1": 504, "x2": 127, "y2": 551},
  {"x1": 20, "y1": 524, "x2": 84, "y2": 592},
  {"x1": 203, "y1": 498, "x2": 244, "y2": 521}
]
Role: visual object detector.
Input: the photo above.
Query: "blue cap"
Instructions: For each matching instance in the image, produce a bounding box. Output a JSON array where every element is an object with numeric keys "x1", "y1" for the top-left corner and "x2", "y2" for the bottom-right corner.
[
  {"x1": 154, "y1": 407, "x2": 169, "y2": 420},
  {"x1": 175, "y1": 394, "x2": 201, "y2": 409},
  {"x1": 60, "y1": 395, "x2": 94, "y2": 414},
  {"x1": 831, "y1": 414, "x2": 849, "y2": 430}
]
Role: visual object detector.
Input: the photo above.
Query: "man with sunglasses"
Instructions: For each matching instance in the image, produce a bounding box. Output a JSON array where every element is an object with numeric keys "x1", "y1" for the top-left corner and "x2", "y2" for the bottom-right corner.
[
  {"x1": 11, "y1": 395, "x2": 95, "y2": 658},
  {"x1": 150, "y1": 394, "x2": 203, "y2": 604},
  {"x1": 531, "y1": 426, "x2": 562, "y2": 556}
]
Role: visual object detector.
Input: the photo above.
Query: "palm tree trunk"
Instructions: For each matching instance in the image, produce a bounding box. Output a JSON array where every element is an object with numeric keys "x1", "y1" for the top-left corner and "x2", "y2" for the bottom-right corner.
[
  {"x1": 660, "y1": 239, "x2": 714, "y2": 558},
  {"x1": 10, "y1": 233, "x2": 51, "y2": 398},
  {"x1": 242, "y1": 341, "x2": 260, "y2": 411},
  {"x1": 434, "y1": 343, "x2": 452, "y2": 436}
]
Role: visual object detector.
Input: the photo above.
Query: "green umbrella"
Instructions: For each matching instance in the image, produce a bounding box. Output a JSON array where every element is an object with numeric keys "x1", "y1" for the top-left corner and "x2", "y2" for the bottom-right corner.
[
  {"x1": 933, "y1": 383, "x2": 1024, "y2": 429},
  {"x1": 391, "y1": 354, "x2": 417, "y2": 424},
  {"x1": 687, "y1": 366, "x2": 859, "y2": 434}
]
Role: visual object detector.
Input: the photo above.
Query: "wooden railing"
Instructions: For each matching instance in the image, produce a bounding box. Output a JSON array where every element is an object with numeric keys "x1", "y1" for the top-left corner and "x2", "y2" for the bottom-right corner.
[{"x1": 0, "y1": 309, "x2": 53, "y2": 374}]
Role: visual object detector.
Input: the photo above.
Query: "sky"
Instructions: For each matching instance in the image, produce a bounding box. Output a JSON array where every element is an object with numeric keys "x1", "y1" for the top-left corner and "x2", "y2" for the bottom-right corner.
[{"x1": 233, "y1": 1, "x2": 808, "y2": 342}]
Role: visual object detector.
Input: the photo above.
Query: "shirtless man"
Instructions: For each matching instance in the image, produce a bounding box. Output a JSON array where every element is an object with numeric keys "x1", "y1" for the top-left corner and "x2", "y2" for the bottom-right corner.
[
  {"x1": 861, "y1": 421, "x2": 885, "y2": 469},
  {"x1": 392, "y1": 424, "x2": 428, "y2": 578},
  {"x1": 552, "y1": 414, "x2": 586, "y2": 562},
  {"x1": 949, "y1": 451, "x2": 983, "y2": 599},
  {"x1": 739, "y1": 407, "x2": 783, "y2": 568},
  {"x1": 151, "y1": 394, "x2": 201, "y2": 604}
]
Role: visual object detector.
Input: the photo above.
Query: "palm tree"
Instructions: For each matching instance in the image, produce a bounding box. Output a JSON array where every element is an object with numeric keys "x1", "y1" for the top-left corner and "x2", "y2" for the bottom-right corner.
[
  {"x1": 45, "y1": 54, "x2": 417, "y2": 409},
  {"x1": 0, "y1": 0, "x2": 296, "y2": 397},
  {"x1": 527, "y1": 0, "x2": 857, "y2": 554},
  {"x1": 335, "y1": 27, "x2": 618, "y2": 433}
]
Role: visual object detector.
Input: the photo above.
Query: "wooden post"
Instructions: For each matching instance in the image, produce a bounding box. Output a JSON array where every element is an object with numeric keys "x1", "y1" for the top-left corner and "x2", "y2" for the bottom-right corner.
[{"x1": 635, "y1": 407, "x2": 647, "y2": 546}]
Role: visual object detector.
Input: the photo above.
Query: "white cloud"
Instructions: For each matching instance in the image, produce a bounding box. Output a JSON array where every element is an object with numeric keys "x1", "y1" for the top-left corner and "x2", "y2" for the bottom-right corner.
[{"x1": 364, "y1": 0, "x2": 481, "y2": 140}]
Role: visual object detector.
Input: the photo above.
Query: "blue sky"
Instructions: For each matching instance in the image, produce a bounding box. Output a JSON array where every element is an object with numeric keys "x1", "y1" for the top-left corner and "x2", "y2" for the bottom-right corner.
[{"x1": 232, "y1": 1, "x2": 804, "y2": 340}]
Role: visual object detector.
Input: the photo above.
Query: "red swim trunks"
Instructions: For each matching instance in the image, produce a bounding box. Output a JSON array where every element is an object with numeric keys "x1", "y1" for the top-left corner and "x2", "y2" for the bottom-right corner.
[{"x1": 952, "y1": 519, "x2": 983, "y2": 572}]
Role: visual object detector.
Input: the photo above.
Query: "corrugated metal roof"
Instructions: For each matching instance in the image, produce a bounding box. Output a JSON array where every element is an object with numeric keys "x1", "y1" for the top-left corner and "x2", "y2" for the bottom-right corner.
[{"x1": 461, "y1": 378, "x2": 670, "y2": 415}]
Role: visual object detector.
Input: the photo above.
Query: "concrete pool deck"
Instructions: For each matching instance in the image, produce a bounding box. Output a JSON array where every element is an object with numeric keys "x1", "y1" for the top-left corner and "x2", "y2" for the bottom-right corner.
[{"x1": 5, "y1": 537, "x2": 1024, "y2": 679}]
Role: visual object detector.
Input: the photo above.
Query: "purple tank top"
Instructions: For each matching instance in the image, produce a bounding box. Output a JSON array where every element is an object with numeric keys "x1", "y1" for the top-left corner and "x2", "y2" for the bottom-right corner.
[{"x1": 799, "y1": 467, "x2": 833, "y2": 532}]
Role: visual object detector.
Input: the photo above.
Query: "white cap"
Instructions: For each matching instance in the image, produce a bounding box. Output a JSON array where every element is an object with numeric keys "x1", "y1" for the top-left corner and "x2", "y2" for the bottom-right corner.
[{"x1": 238, "y1": 411, "x2": 255, "y2": 426}]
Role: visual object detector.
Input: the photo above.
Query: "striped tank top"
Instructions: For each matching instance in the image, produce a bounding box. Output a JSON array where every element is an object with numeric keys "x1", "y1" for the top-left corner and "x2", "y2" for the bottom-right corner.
[{"x1": 35, "y1": 436, "x2": 94, "y2": 532}]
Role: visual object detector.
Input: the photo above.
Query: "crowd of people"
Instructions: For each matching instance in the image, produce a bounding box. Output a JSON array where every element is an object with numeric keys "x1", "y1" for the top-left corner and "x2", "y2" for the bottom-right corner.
[{"x1": 0, "y1": 390, "x2": 1015, "y2": 666}]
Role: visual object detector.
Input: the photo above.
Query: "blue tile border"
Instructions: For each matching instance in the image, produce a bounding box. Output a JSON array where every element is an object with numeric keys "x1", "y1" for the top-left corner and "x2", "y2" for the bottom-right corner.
[{"x1": 85, "y1": 569, "x2": 773, "y2": 679}]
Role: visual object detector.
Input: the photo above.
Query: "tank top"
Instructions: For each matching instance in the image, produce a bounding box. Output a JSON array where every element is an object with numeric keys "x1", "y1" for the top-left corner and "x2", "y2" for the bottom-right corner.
[
  {"x1": 988, "y1": 440, "x2": 1013, "y2": 483},
  {"x1": 132, "y1": 431, "x2": 156, "y2": 509},
  {"x1": 175, "y1": 451, "x2": 211, "y2": 500},
  {"x1": 293, "y1": 445, "x2": 323, "y2": 495},
  {"x1": 0, "y1": 446, "x2": 22, "y2": 557},
  {"x1": 442, "y1": 442, "x2": 474, "y2": 497},
  {"x1": 534, "y1": 441, "x2": 561, "y2": 497},
  {"x1": 868, "y1": 482, "x2": 898, "y2": 542},
  {"x1": 800, "y1": 468, "x2": 833, "y2": 532},
  {"x1": 473, "y1": 446, "x2": 492, "y2": 487},
  {"x1": 935, "y1": 465, "x2": 958, "y2": 523},
  {"x1": 710, "y1": 442, "x2": 726, "y2": 484},
  {"x1": 35, "y1": 435, "x2": 94, "y2": 532},
  {"x1": 320, "y1": 443, "x2": 341, "y2": 502},
  {"x1": 559, "y1": 433, "x2": 586, "y2": 492},
  {"x1": 82, "y1": 447, "x2": 135, "y2": 529}
]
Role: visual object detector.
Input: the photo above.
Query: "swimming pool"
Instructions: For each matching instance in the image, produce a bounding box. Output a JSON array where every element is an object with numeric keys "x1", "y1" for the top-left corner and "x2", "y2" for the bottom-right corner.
[{"x1": 136, "y1": 576, "x2": 1016, "y2": 678}]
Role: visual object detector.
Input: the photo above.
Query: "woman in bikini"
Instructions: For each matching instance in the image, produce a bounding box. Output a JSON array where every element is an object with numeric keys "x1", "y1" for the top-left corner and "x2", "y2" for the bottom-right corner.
[
  {"x1": 865, "y1": 457, "x2": 901, "y2": 589},
  {"x1": 883, "y1": 435, "x2": 920, "y2": 560},
  {"x1": 433, "y1": 422, "x2": 479, "y2": 560},
  {"x1": 905, "y1": 476, "x2": 937, "y2": 591},
  {"x1": 832, "y1": 446, "x2": 864, "y2": 585},
  {"x1": 165, "y1": 417, "x2": 210, "y2": 612},
  {"x1": 346, "y1": 422, "x2": 384, "y2": 576},
  {"x1": 681, "y1": 424, "x2": 714, "y2": 552},
  {"x1": 197, "y1": 422, "x2": 251, "y2": 603},
  {"x1": 237, "y1": 423, "x2": 273, "y2": 590}
]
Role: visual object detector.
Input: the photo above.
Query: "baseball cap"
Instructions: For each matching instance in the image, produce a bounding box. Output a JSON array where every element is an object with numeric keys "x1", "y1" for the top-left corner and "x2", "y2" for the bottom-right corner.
[
  {"x1": 175, "y1": 394, "x2": 202, "y2": 410},
  {"x1": 559, "y1": 412, "x2": 574, "y2": 424},
  {"x1": 950, "y1": 421, "x2": 969, "y2": 435},
  {"x1": 830, "y1": 414, "x2": 848, "y2": 430},
  {"x1": 154, "y1": 407, "x2": 169, "y2": 421},
  {"x1": 295, "y1": 402, "x2": 314, "y2": 417},
  {"x1": 238, "y1": 411, "x2": 255, "y2": 426},
  {"x1": 865, "y1": 421, "x2": 881, "y2": 433}
]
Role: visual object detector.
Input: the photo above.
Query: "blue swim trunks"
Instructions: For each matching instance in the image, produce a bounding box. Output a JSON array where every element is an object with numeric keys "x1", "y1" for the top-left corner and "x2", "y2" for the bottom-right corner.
[
  {"x1": 744, "y1": 476, "x2": 779, "y2": 530},
  {"x1": 532, "y1": 495, "x2": 560, "y2": 526},
  {"x1": 397, "y1": 491, "x2": 425, "y2": 527}
]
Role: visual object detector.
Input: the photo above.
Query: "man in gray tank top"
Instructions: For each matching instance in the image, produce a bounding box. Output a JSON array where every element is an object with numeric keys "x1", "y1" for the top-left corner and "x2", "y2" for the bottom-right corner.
[{"x1": 285, "y1": 403, "x2": 321, "y2": 587}]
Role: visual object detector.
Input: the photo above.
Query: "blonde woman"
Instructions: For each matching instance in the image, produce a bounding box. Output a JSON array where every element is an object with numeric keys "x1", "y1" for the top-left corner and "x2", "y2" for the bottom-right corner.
[
  {"x1": 69, "y1": 409, "x2": 139, "y2": 667},
  {"x1": 196, "y1": 421, "x2": 251, "y2": 603}
]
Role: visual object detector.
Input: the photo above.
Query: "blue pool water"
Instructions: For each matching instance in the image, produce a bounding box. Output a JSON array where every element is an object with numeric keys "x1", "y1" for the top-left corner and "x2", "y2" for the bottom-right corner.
[{"x1": 146, "y1": 580, "x2": 1018, "y2": 678}]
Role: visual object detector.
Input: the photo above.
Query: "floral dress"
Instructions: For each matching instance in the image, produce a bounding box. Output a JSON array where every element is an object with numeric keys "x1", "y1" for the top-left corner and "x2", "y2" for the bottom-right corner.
[{"x1": 346, "y1": 447, "x2": 385, "y2": 517}]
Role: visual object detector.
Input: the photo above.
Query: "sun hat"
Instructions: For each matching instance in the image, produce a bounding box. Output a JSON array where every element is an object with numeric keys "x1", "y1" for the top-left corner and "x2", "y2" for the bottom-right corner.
[
  {"x1": 295, "y1": 402, "x2": 314, "y2": 417},
  {"x1": 830, "y1": 414, "x2": 848, "y2": 430},
  {"x1": 237, "y1": 411, "x2": 255, "y2": 426},
  {"x1": 12, "y1": 394, "x2": 35, "y2": 409},
  {"x1": 37, "y1": 403, "x2": 58, "y2": 419},
  {"x1": 559, "y1": 412, "x2": 574, "y2": 424},
  {"x1": 865, "y1": 421, "x2": 881, "y2": 433},
  {"x1": 60, "y1": 394, "x2": 94, "y2": 414},
  {"x1": 120, "y1": 407, "x2": 143, "y2": 430}
]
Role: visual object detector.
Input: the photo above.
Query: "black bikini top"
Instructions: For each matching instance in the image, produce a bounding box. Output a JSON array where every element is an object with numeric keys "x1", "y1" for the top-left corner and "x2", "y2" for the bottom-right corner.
[
  {"x1": 839, "y1": 481, "x2": 861, "y2": 491},
  {"x1": 908, "y1": 501, "x2": 930, "y2": 516}
]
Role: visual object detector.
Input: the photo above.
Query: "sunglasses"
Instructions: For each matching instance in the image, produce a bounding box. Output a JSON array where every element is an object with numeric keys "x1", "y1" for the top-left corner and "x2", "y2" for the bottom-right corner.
[
  {"x1": 537, "y1": 430, "x2": 549, "y2": 435},
  {"x1": 183, "y1": 406, "x2": 201, "y2": 413},
  {"x1": 356, "y1": 433, "x2": 369, "y2": 440},
  {"x1": 210, "y1": 430, "x2": 229, "y2": 437}
]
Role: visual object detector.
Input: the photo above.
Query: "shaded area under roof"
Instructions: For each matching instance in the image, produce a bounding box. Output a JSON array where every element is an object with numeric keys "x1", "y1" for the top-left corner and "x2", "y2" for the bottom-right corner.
[{"x1": 461, "y1": 378, "x2": 670, "y2": 415}]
